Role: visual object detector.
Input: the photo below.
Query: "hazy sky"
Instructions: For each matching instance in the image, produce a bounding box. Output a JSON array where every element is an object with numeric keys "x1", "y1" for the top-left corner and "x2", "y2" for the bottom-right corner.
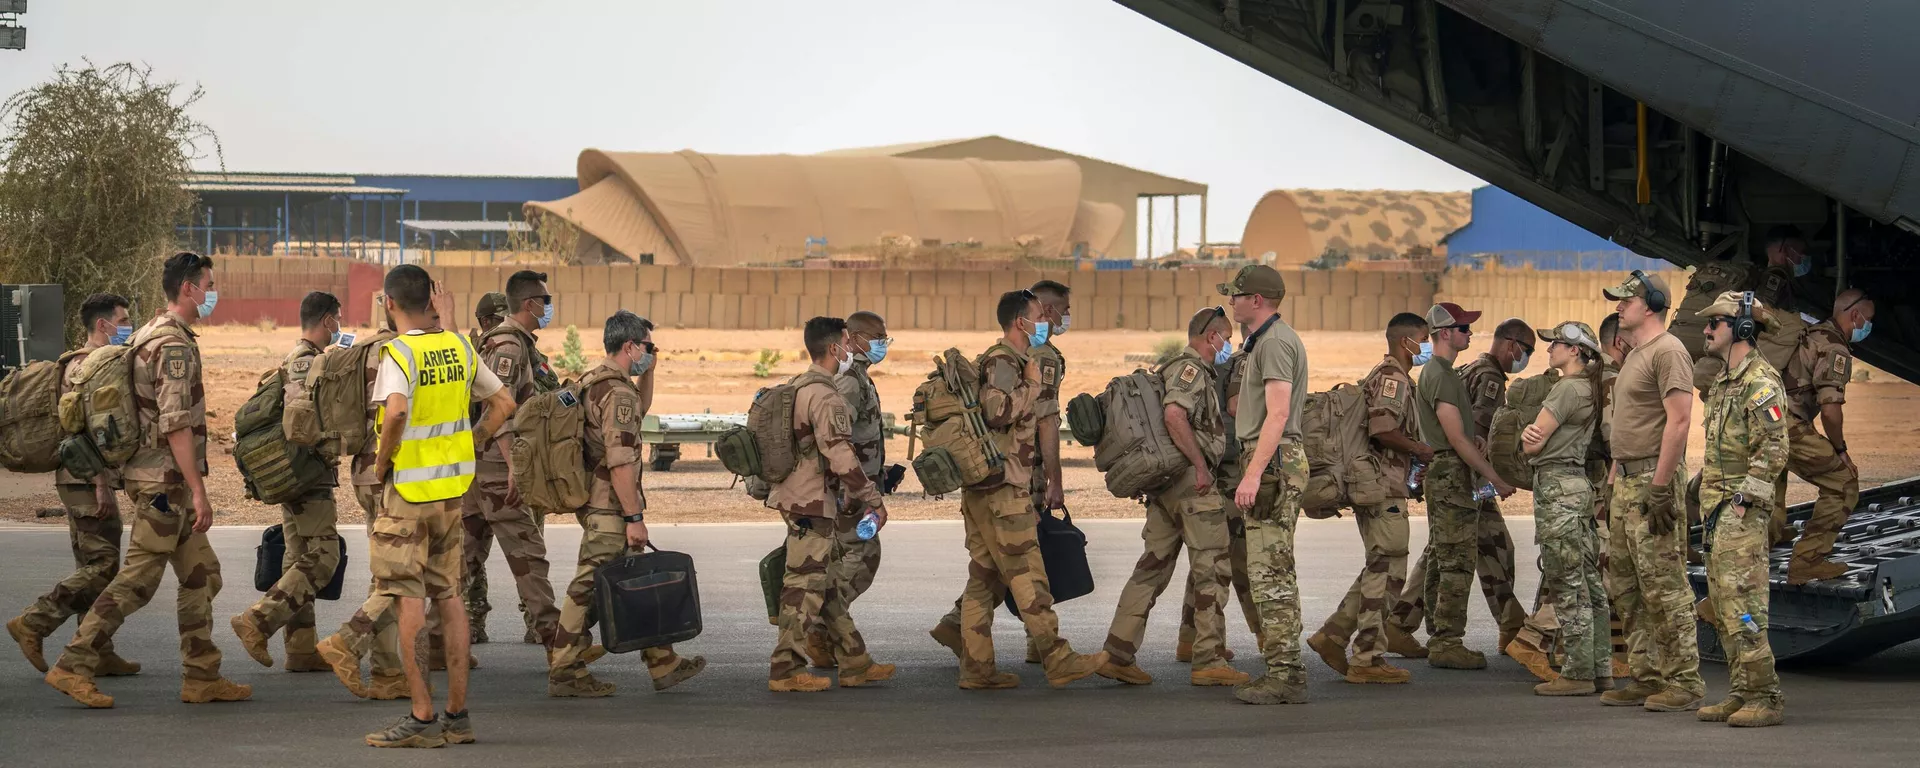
[{"x1": 1, "y1": 0, "x2": 1482, "y2": 255}]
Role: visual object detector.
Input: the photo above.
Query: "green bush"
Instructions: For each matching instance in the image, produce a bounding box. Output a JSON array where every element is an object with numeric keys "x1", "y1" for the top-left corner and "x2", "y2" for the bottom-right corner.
[
  {"x1": 1153, "y1": 336, "x2": 1184, "y2": 365},
  {"x1": 554, "y1": 325, "x2": 588, "y2": 377},
  {"x1": 753, "y1": 349, "x2": 783, "y2": 378}
]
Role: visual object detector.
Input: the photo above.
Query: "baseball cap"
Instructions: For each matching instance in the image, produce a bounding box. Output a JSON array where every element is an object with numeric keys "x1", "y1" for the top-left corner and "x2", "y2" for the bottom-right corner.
[
  {"x1": 1538, "y1": 320, "x2": 1601, "y2": 354},
  {"x1": 1425, "y1": 302, "x2": 1482, "y2": 328},
  {"x1": 475, "y1": 291, "x2": 510, "y2": 320},
  {"x1": 1601, "y1": 271, "x2": 1672, "y2": 309},
  {"x1": 1216, "y1": 265, "x2": 1287, "y2": 301},
  {"x1": 1695, "y1": 290, "x2": 1775, "y2": 325}
]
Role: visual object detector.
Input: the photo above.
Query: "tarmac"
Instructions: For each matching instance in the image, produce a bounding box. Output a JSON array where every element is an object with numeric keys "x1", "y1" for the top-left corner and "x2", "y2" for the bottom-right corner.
[{"x1": 2, "y1": 515, "x2": 1917, "y2": 767}]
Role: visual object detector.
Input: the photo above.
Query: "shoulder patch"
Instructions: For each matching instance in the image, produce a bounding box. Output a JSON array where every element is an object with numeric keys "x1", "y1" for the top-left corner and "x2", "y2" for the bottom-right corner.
[
  {"x1": 290, "y1": 359, "x2": 312, "y2": 375},
  {"x1": 1382, "y1": 378, "x2": 1402, "y2": 401},
  {"x1": 1178, "y1": 363, "x2": 1199, "y2": 387},
  {"x1": 1831, "y1": 354, "x2": 1851, "y2": 377},
  {"x1": 614, "y1": 400, "x2": 636, "y2": 427},
  {"x1": 1042, "y1": 361, "x2": 1060, "y2": 387},
  {"x1": 1749, "y1": 386, "x2": 1778, "y2": 410},
  {"x1": 161, "y1": 346, "x2": 190, "y2": 380},
  {"x1": 1480, "y1": 379, "x2": 1500, "y2": 401},
  {"x1": 830, "y1": 403, "x2": 851, "y2": 435},
  {"x1": 493, "y1": 356, "x2": 515, "y2": 379}
]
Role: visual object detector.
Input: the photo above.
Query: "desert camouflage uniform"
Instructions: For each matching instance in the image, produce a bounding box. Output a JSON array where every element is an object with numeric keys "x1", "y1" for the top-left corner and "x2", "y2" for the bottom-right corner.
[
  {"x1": 1775, "y1": 320, "x2": 1859, "y2": 569},
  {"x1": 1701, "y1": 350, "x2": 1789, "y2": 707},
  {"x1": 765, "y1": 370, "x2": 884, "y2": 682},
  {"x1": 55, "y1": 312, "x2": 226, "y2": 682},
  {"x1": 324, "y1": 329, "x2": 407, "y2": 678},
  {"x1": 829, "y1": 350, "x2": 886, "y2": 606},
  {"x1": 16, "y1": 344, "x2": 125, "y2": 658},
  {"x1": 238, "y1": 338, "x2": 342, "y2": 664},
  {"x1": 548, "y1": 361, "x2": 684, "y2": 684},
  {"x1": 462, "y1": 315, "x2": 559, "y2": 643},
  {"x1": 1179, "y1": 353, "x2": 1259, "y2": 650},
  {"x1": 1028, "y1": 341, "x2": 1066, "y2": 514},
  {"x1": 1316, "y1": 355, "x2": 1417, "y2": 666},
  {"x1": 1102, "y1": 348, "x2": 1232, "y2": 669}
]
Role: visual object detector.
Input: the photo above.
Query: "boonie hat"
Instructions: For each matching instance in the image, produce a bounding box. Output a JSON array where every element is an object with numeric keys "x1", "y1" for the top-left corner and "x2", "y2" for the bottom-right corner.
[
  {"x1": 1425, "y1": 302, "x2": 1482, "y2": 328},
  {"x1": 1216, "y1": 265, "x2": 1287, "y2": 301},
  {"x1": 1694, "y1": 290, "x2": 1775, "y2": 325},
  {"x1": 475, "y1": 291, "x2": 510, "y2": 320},
  {"x1": 1538, "y1": 320, "x2": 1601, "y2": 354}
]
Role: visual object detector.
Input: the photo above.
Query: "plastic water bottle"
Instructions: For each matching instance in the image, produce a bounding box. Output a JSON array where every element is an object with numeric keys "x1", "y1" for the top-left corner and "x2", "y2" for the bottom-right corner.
[
  {"x1": 1472, "y1": 482, "x2": 1498, "y2": 501},
  {"x1": 1739, "y1": 613, "x2": 1761, "y2": 634},
  {"x1": 856, "y1": 511, "x2": 880, "y2": 541},
  {"x1": 1406, "y1": 459, "x2": 1426, "y2": 493}
]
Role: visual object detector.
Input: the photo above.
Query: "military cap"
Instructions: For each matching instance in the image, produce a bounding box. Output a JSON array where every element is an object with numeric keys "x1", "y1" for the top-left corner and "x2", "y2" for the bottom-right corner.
[
  {"x1": 1538, "y1": 320, "x2": 1601, "y2": 354},
  {"x1": 475, "y1": 291, "x2": 510, "y2": 320},
  {"x1": 1216, "y1": 264, "x2": 1287, "y2": 301},
  {"x1": 1425, "y1": 302, "x2": 1482, "y2": 328},
  {"x1": 1601, "y1": 271, "x2": 1673, "y2": 310},
  {"x1": 1694, "y1": 290, "x2": 1775, "y2": 325}
]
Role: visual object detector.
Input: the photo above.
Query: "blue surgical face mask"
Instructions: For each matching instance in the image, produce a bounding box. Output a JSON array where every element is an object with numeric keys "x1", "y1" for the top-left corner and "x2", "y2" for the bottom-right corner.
[
  {"x1": 1793, "y1": 257, "x2": 1812, "y2": 278},
  {"x1": 537, "y1": 300, "x2": 555, "y2": 329},
  {"x1": 630, "y1": 352, "x2": 655, "y2": 377},
  {"x1": 1027, "y1": 320, "x2": 1050, "y2": 348},
  {"x1": 1214, "y1": 339, "x2": 1233, "y2": 366},
  {"x1": 866, "y1": 338, "x2": 890, "y2": 365},
  {"x1": 1509, "y1": 350, "x2": 1531, "y2": 374},
  {"x1": 195, "y1": 287, "x2": 218, "y2": 319},
  {"x1": 329, "y1": 327, "x2": 343, "y2": 347},
  {"x1": 108, "y1": 324, "x2": 133, "y2": 346},
  {"x1": 1852, "y1": 320, "x2": 1872, "y2": 344},
  {"x1": 1412, "y1": 340, "x2": 1434, "y2": 366}
]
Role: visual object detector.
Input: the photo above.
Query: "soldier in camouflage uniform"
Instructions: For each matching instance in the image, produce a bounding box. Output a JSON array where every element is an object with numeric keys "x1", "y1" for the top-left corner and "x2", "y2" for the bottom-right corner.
[
  {"x1": 1175, "y1": 345, "x2": 1258, "y2": 663},
  {"x1": 1218, "y1": 266, "x2": 1311, "y2": 704},
  {"x1": 1680, "y1": 226, "x2": 1804, "y2": 393},
  {"x1": 461, "y1": 270, "x2": 561, "y2": 647},
  {"x1": 233, "y1": 292, "x2": 346, "y2": 674},
  {"x1": 1522, "y1": 322, "x2": 1609, "y2": 696},
  {"x1": 1694, "y1": 291, "x2": 1789, "y2": 727},
  {"x1": 461, "y1": 290, "x2": 510, "y2": 625},
  {"x1": 1095, "y1": 308, "x2": 1248, "y2": 688},
  {"x1": 547, "y1": 312, "x2": 705, "y2": 696},
  {"x1": 46, "y1": 252, "x2": 252, "y2": 709},
  {"x1": 807, "y1": 310, "x2": 891, "y2": 668},
  {"x1": 766, "y1": 317, "x2": 897, "y2": 692},
  {"x1": 1777, "y1": 289, "x2": 1873, "y2": 584},
  {"x1": 8, "y1": 294, "x2": 139, "y2": 678},
  {"x1": 1308, "y1": 312, "x2": 1431, "y2": 684}
]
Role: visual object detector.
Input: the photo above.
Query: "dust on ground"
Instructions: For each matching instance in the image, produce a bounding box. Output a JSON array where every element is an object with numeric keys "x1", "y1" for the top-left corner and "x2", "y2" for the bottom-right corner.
[{"x1": 4, "y1": 324, "x2": 1916, "y2": 526}]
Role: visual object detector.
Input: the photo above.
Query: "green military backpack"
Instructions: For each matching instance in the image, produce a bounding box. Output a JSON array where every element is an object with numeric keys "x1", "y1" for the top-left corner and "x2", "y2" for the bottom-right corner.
[
  {"x1": 57, "y1": 324, "x2": 188, "y2": 480},
  {"x1": 1488, "y1": 369, "x2": 1562, "y2": 491},
  {"x1": 232, "y1": 368, "x2": 333, "y2": 505},
  {"x1": 0, "y1": 356, "x2": 76, "y2": 473}
]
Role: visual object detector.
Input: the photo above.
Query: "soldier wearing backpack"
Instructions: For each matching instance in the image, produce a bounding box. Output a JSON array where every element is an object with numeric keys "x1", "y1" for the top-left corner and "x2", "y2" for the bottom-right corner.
[
  {"x1": 232, "y1": 292, "x2": 346, "y2": 673},
  {"x1": 547, "y1": 311, "x2": 706, "y2": 697},
  {"x1": 800, "y1": 309, "x2": 892, "y2": 670},
  {"x1": 457, "y1": 291, "x2": 509, "y2": 639},
  {"x1": 1306, "y1": 311, "x2": 1433, "y2": 685},
  {"x1": 45, "y1": 251, "x2": 254, "y2": 709},
  {"x1": 462, "y1": 271, "x2": 561, "y2": 647},
  {"x1": 8, "y1": 293, "x2": 141, "y2": 678},
  {"x1": 1173, "y1": 345, "x2": 1257, "y2": 666},
  {"x1": 1095, "y1": 307, "x2": 1249, "y2": 689}
]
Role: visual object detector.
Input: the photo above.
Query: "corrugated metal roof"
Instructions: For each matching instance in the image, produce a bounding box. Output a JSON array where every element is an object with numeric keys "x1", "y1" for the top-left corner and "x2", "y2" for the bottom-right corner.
[
  {"x1": 187, "y1": 173, "x2": 356, "y2": 185},
  {"x1": 182, "y1": 182, "x2": 408, "y2": 195},
  {"x1": 401, "y1": 219, "x2": 531, "y2": 233}
]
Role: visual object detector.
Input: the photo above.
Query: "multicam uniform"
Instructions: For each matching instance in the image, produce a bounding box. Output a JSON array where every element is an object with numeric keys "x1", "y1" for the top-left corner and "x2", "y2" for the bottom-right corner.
[
  {"x1": 1529, "y1": 373, "x2": 1607, "y2": 683},
  {"x1": 1775, "y1": 320, "x2": 1859, "y2": 575},
  {"x1": 1235, "y1": 315, "x2": 1311, "y2": 687},
  {"x1": 1393, "y1": 352, "x2": 1481, "y2": 656},
  {"x1": 463, "y1": 316, "x2": 560, "y2": 643},
  {"x1": 1700, "y1": 350, "x2": 1789, "y2": 712},
  {"x1": 1314, "y1": 355, "x2": 1417, "y2": 668}
]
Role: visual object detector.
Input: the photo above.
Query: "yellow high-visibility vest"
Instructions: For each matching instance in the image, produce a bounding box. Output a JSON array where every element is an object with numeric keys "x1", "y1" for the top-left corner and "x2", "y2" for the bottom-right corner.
[{"x1": 382, "y1": 331, "x2": 479, "y2": 502}]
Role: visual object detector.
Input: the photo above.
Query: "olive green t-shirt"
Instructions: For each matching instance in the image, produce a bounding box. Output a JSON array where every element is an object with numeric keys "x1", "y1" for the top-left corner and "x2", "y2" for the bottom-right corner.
[
  {"x1": 1531, "y1": 376, "x2": 1596, "y2": 466},
  {"x1": 1415, "y1": 355, "x2": 1472, "y2": 451},
  {"x1": 1235, "y1": 317, "x2": 1309, "y2": 444}
]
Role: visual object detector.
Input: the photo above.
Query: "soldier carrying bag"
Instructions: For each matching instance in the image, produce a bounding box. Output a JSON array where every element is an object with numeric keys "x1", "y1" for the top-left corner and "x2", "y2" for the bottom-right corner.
[
  {"x1": 1088, "y1": 369, "x2": 1187, "y2": 499},
  {"x1": 908, "y1": 349, "x2": 1003, "y2": 496},
  {"x1": 1003, "y1": 506, "x2": 1094, "y2": 616},
  {"x1": 594, "y1": 542, "x2": 703, "y2": 653},
  {"x1": 252, "y1": 524, "x2": 348, "y2": 601},
  {"x1": 232, "y1": 367, "x2": 333, "y2": 505},
  {"x1": 1297, "y1": 382, "x2": 1389, "y2": 517},
  {"x1": 0, "y1": 354, "x2": 77, "y2": 473},
  {"x1": 57, "y1": 324, "x2": 188, "y2": 480},
  {"x1": 511, "y1": 367, "x2": 623, "y2": 515},
  {"x1": 286, "y1": 330, "x2": 394, "y2": 460},
  {"x1": 1487, "y1": 370, "x2": 1563, "y2": 491}
]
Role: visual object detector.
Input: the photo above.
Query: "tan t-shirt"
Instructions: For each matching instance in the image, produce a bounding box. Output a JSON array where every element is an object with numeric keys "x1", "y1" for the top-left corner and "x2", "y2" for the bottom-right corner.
[
  {"x1": 1532, "y1": 376, "x2": 1595, "y2": 466},
  {"x1": 1235, "y1": 317, "x2": 1308, "y2": 444},
  {"x1": 1611, "y1": 332, "x2": 1693, "y2": 461}
]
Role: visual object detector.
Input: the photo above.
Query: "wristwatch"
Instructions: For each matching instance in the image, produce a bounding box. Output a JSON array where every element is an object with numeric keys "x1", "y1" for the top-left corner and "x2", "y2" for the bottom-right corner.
[
  {"x1": 622, "y1": 512, "x2": 645, "y2": 524},
  {"x1": 1730, "y1": 492, "x2": 1748, "y2": 508}
]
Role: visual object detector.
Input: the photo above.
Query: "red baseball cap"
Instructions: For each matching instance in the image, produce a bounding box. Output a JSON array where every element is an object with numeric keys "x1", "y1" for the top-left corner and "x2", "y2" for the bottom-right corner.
[{"x1": 1426, "y1": 302, "x2": 1482, "y2": 327}]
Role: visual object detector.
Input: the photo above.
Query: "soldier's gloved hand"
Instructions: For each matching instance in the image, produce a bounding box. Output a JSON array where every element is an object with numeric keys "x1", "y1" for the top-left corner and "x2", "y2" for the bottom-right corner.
[{"x1": 1647, "y1": 483, "x2": 1678, "y2": 536}]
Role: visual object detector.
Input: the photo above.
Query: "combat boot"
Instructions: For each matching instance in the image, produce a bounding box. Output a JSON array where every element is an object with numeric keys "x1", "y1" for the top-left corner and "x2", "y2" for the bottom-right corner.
[
  {"x1": 368, "y1": 672, "x2": 411, "y2": 701},
  {"x1": 1096, "y1": 660, "x2": 1154, "y2": 685},
  {"x1": 1534, "y1": 676, "x2": 1596, "y2": 696},
  {"x1": 1191, "y1": 666, "x2": 1250, "y2": 686},
  {"x1": 1497, "y1": 628, "x2": 1518, "y2": 657},
  {"x1": 1234, "y1": 673, "x2": 1308, "y2": 705},
  {"x1": 6, "y1": 615, "x2": 46, "y2": 673},
  {"x1": 285, "y1": 652, "x2": 329, "y2": 673},
  {"x1": 1787, "y1": 560, "x2": 1848, "y2": 585},
  {"x1": 581, "y1": 644, "x2": 609, "y2": 667},
  {"x1": 768, "y1": 672, "x2": 832, "y2": 692},
  {"x1": 1385, "y1": 625, "x2": 1427, "y2": 659},
  {"x1": 1600, "y1": 680, "x2": 1661, "y2": 707},
  {"x1": 958, "y1": 672, "x2": 1020, "y2": 690},
  {"x1": 1504, "y1": 631, "x2": 1556, "y2": 682},
  {"x1": 805, "y1": 632, "x2": 837, "y2": 669},
  {"x1": 839, "y1": 662, "x2": 897, "y2": 688},
  {"x1": 180, "y1": 677, "x2": 253, "y2": 704},
  {"x1": 45, "y1": 668, "x2": 113, "y2": 708},
  {"x1": 96, "y1": 652, "x2": 142, "y2": 677},
  {"x1": 315, "y1": 634, "x2": 368, "y2": 698},
  {"x1": 1045, "y1": 651, "x2": 1110, "y2": 688},
  {"x1": 1728, "y1": 701, "x2": 1784, "y2": 727},
  {"x1": 649, "y1": 654, "x2": 706, "y2": 691},
  {"x1": 1698, "y1": 695, "x2": 1746, "y2": 722},
  {"x1": 1306, "y1": 631, "x2": 1349, "y2": 675},
  {"x1": 550, "y1": 674, "x2": 617, "y2": 698},
  {"x1": 1611, "y1": 658, "x2": 1631, "y2": 679},
  {"x1": 230, "y1": 613, "x2": 274, "y2": 668},
  {"x1": 469, "y1": 624, "x2": 489, "y2": 645},
  {"x1": 1025, "y1": 637, "x2": 1044, "y2": 665},
  {"x1": 1176, "y1": 639, "x2": 1239, "y2": 663},
  {"x1": 1344, "y1": 661, "x2": 1412, "y2": 685},
  {"x1": 1643, "y1": 689, "x2": 1703, "y2": 712},
  {"x1": 1427, "y1": 645, "x2": 1487, "y2": 670},
  {"x1": 928, "y1": 622, "x2": 963, "y2": 663}
]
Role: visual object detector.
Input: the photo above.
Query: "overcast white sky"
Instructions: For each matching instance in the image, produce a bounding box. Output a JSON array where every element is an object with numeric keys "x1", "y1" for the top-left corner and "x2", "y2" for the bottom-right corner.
[{"x1": 1, "y1": 0, "x2": 1481, "y2": 255}]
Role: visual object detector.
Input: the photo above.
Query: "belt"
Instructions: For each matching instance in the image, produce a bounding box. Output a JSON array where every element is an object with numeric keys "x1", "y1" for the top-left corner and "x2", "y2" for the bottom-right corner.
[{"x1": 1619, "y1": 457, "x2": 1657, "y2": 477}]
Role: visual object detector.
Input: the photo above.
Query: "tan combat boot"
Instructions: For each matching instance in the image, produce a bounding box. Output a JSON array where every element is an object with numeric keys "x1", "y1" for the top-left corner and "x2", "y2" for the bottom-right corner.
[
  {"x1": 650, "y1": 653, "x2": 707, "y2": 692},
  {"x1": 958, "y1": 671, "x2": 1020, "y2": 690},
  {"x1": 1534, "y1": 676, "x2": 1596, "y2": 696},
  {"x1": 181, "y1": 677, "x2": 253, "y2": 704},
  {"x1": 368, "y1": 671, "x2": 411, "y2": 700},
  {"x1": 1385, "y1": 625, "x2": 1428, "y2": 659},
  {"x1": 805, "y1": 632, "x2": 837, "y2": 669},
  {"x1": 314, "y1": 634, "x2": 368, "y2": 698},
  {"x1": 1698, "y1": 695, "x2": 1746, "y2": 722},
  {"x1": 1504, "y1": 630, "x2": 1555, "y2": 682},
  {"x1": 284, "y1": 652, "x2": 329, "y2": 673},
  {"x1": 96, "y1": 652, "x2": 142, "y2": 677},
  {"x1": 768, "y1": 672, "x2": 832, "y2": 693},
  {"x1": 839, "y1": 662, "x2": 897, "y2": 688},
  {"x1": 7, "y1": 616, "x2": 46, "y2": 673},
  {"x1": 1345, "y1": 661, "x2": 1412, "y2": 685},
  {"x1": 1234, "y1": 673, "x2": 1308, "y2": 705},
  {"x1": 1191, "y1": 666, "x2": 1250, "y2": 687},
  {"x1": 550, "y1": 674, "x2": 617, "y2": 698},
  {"x1": 580, "y1": 645, "x2": 609, "y2": 666},
  {"x1": 1728, "y1": 701, "x2": 1784, "y2": 727},
  {"x1": 1426, "y1": 645, "x2": 1487, "y2": 670},
  {"x1": 1045, "y1": 651, "x2": 1110, "y2": 688},
  {"x1": 1497, "y1": 628, "x2": 1519, "y2": 657},
  {"x1": 1600, "y1": 680, "x2": 1661, "y2": 706},
  {"x1": 1025, "y1": 637, "x2": 1045, "y2": 665},
  {"x1": 45, "y1": 668, "x2": 113, "y2": 708},
  {"x1": 928, "y1": 622, "x2": 963, "y2": 663},
  {"x1": 1096, "y1": 660, "x2": 1153, "y2": 685},
  {"x1": 230, "y1": 613, "x2": 274, "y2": 668},
  {"x1": 1644, "y1": 689, "x2": 1703, "y2": 712},
  {"x1": 1593, "y1": 677, "x2": 1613, "y2": 694},
  {"x1": 1177, "y1": 639, "x2": 1235, "y2": 662},
  {"x1": 1306, "y1": 631, "x2": 1349, "y2": 675},
  {"x1": 1787, "y1": 560, "x2": 1848, "y2": 586}
]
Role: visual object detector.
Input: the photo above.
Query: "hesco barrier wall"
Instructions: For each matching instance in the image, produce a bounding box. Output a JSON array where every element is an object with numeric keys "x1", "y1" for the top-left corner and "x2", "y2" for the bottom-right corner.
[{"x1": 202, "y1": 257, "x2": 1680, "y2": 334}]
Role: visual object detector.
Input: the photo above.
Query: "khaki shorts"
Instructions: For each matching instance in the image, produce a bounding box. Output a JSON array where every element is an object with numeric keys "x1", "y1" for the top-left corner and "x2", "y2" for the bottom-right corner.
[{"x1": 372, "y1": 484, "x2": 464, "y2": 600}]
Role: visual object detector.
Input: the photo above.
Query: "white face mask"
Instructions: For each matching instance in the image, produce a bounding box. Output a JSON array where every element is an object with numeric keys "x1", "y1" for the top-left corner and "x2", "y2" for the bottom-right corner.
[
  {"x1": 836, "y1": 346, "x2": 854, "y2": 375},
  {"x1": 1509, "y1": 350, "x2": 1530, "y2": 374}
]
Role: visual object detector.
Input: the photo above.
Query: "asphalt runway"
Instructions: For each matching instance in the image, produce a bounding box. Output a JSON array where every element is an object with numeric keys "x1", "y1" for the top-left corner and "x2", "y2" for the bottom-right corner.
[{"x1": 2, "y1": 515, "x2": 1917, "y2": 767}]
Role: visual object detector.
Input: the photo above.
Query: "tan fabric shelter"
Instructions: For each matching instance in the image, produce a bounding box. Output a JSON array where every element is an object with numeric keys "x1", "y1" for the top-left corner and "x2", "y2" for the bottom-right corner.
[{"x1": 1241, "y1": 189, "x2": 1471, "y2": 266}]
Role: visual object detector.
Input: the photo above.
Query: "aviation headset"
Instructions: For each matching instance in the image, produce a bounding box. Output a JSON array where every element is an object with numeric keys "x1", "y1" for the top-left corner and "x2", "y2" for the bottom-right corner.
[
  {"x1": 1630, "y1": 269, "x2": 1668, "y2": 312},
  {"x1": 1732, "y1": 290, "x2": 1758, "y2": 342}
]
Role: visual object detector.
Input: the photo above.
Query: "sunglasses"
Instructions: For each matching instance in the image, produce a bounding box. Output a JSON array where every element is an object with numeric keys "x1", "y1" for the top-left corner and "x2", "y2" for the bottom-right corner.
[{"x1": 640, "y1": 340, "x2": 657, "y2": 354}]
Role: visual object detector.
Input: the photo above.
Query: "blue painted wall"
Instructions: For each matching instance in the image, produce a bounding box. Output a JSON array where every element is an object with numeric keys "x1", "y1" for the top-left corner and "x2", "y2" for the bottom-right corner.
[
  {"x1": 1444, "y1": 185, "x2": 1668, "y2": 271},
  {"x1": 354, "y1": 174, "x2": 577, "y2": 204}
]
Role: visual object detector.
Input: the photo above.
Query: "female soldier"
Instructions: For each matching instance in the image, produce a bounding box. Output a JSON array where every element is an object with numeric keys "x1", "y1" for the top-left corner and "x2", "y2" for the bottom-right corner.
[{"x1": 1521, "y1": 321, "x2": 1608, "y2": 696}]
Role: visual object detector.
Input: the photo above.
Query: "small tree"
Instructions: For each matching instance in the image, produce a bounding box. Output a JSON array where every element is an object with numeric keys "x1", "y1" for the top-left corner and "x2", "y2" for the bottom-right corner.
[
  {"x1": 753, "y1": 349, "x2": 783, "y2": 378},
  {"x1": 0, "y1": 63, "x2": 220, "y2": 341},
  {"x1": 502, "y1": 208, "x2": 583, "y2": 265},
  {"x1": 554, "y1": 325, "x2": 588, "y2": 377}
]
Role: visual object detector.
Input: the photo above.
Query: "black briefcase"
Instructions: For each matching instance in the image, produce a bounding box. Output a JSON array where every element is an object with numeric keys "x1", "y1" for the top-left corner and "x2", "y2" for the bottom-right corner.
[
  {"x1": 1004, "y1": 507, "x2": 1094, "y2": 617},
  {"x1": 254, "y1": 524, "x2": 348, "y2": 601},
  {"x1": 594, "y1": 544, "x2": 703, "y2": 653}
]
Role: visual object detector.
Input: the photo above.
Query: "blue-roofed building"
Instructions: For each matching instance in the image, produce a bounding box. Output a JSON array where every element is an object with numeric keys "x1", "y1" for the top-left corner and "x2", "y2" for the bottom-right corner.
[{"x1": 1441, "y1": 185, "x2": 1668, "y2": 271}]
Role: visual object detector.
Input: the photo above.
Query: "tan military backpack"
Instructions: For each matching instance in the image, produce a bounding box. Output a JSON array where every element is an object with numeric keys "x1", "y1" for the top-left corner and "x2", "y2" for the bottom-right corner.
[
  {"x1": 0, "y1": 354, "x2": 78, "y2": 473},
  {"x1": 288, "y1": 330, "x2": 394, "y2": 460},
  {"x1": 1089, "y1": 368, "x2": 1187, "y2": 499},
  {"x1": 1298, "y1": 382, "x2": 1387, "y2": 517},
  {"x1": 57, "y1": 324, "x2": 187, "y2": 479},
  {"x1": 1487, "y1": 369, "x2": 1563, "y2": 490},
  {"x1": 510, "y1": 367, "x2": 624, "y2": 515},
  {"x1": 908, "y1": 349, "x2": 1003, "y2": 496}
]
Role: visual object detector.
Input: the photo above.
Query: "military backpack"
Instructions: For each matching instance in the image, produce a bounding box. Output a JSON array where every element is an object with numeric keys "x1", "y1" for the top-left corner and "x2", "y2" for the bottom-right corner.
[
  {"x1": 232, "y1": 367, "x2": 333, "y2": 505},
  {"x1": 1487, "y1": 369, "x2": 1562, "y2": 491},
  {"x1": 511, "y1": 367, "x2": 624, "y2": 515},
  {"x1": 0, "y1": 354, "x2": 79, "y2": 473},
  {"x1": 1297, "y1": 382, "x2": 1388, "y2": 517},
  {"x1": 56, "y1": 324, "x2": 187, "y2": 480},
  {"x1": 287, "y1": 330, "x2": 394, "y2": 460},
  {"x1": 908, "y1": 349, "x2": 1002, "y2": 497},
  {"x1": 1087, "y1": 368, "x2": 1186, "y2": 499},
  {"x1": 717, "y1": 371, "x2": 832, "y2": 487}
]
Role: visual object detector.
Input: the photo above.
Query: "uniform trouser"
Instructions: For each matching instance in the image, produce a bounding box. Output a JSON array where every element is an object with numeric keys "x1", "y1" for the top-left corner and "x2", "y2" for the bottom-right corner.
[
  {"x1": 1773, "y1": 422, "x2": 1860, "y2": 566},
  {"x1": 810, "y1": 503, "x2": 881, "y2": 648},
  {"x1": 1316, "y1": 501, "x2": 1411, "y2": 666},
  {"x1": 55, "y1": 484, "x2": 224, "y2": 681},
  {"x1": 549, "y1": 508, "x2": 676, "y2": 682},
  {"x1": 333, "y1": 484, "x2": 405, "y2": 675},
  {"x1": 1534, "y1": 466, "x2": 1609, "y2": 681},
  {"x1": 1393, "y1": 489, "x2": 1527, "y2": 639},
  {"x1": 19, "y1": 485, "x2": 123, "y2": 657},
  {"x1": 1179, "y1": 497, "x2": 1260, "y2": 648},
  {"x1": 1397, "y1": 453, "x2": 1480, "y2": 652},
  {"x1": 770, "y1": 513, "x2": 874, "y2": 681},
  {"x1": 1519, "y1": 469, "x2": 1630, "y2": 669},
  {"x1": 1242, "y1": 443, "x2": 1308, "y2": 680},
  {"x1": 245, "y1": 488, "x2": 340, "y2": 656},
  {"x1": 1103, "y1": 479, "x2": 1232, "y2": 668},
  {"x1": 1609, "y1": 469, "x2": 1705, "y2": 697},
  {"x1": 460, "y1": 466, "x2": 559, "y2": 642},
  {"x1": 953, "y1": 484, "x2": 1080, "y2": 680},
  {"x1": 1704, "y1": 494, "x2": 1784, "y2": 707}
]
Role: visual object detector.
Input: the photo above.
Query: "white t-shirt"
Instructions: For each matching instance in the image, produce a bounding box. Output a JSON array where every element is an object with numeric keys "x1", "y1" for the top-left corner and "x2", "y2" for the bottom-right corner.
[{"x1": 372, "y1": 330, "x2": 504, "y2": 407}]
